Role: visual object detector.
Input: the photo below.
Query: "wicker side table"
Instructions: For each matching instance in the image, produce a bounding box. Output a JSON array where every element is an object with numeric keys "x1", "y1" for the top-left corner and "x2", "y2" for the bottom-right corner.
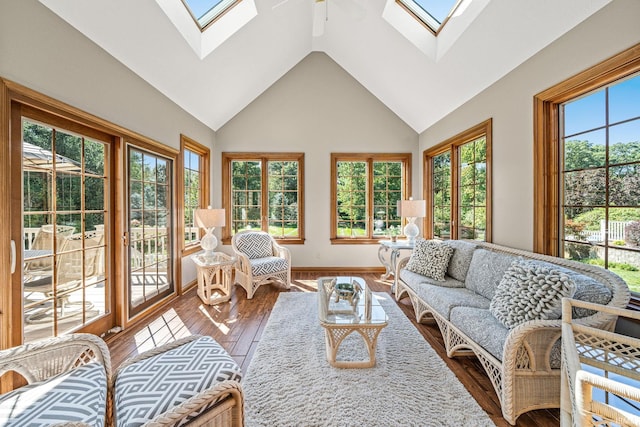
[{"x1": 191, "y1": 252, "x2": 236, "y2": 305}]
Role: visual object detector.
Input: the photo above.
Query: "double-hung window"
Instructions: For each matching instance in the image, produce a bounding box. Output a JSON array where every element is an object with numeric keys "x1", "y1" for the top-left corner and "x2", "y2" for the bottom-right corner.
[
  {"x1": 222, "y1": 152, "x2": 304, "y2": 244},
  {"x1": 331, "y1": 153, "x2": 411, "y2": 243},
  {"x1": 424, "y1": 119, "x2": 492, "y2": 241}
]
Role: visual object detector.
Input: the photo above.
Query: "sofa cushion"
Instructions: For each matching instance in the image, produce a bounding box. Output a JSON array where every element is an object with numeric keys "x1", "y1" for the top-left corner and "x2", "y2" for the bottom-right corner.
[
  {"x1": 412, "y1": 284, "x2": 491, "y2": 320},
  {"x1": 405, "y1": 240, "x2": 454, "y2": 282},
  {"x1": 114, "y1": 336, "x2": 243, "y2": 427},
  {"x1": 465, "y1": 249, "x2": 516, "y2": 300},
  {"x1": 235, "y1": 232, "x2": 273, "y2": 259},
  {"x1": 399, "y1": 268, "x2": 465, "y2": 290},
  {"x1": 442, "y1": 240, "x2": 478, "y2": 281},
  {"x1": 490, "y1": 259, "x2": 576, "y2": 328},
  {"x1": 450, "y1": 306, "x2": 510, "y2": 362},
  {"x1": 0, "y1": 362, "x2": 107, "y2": 426}
]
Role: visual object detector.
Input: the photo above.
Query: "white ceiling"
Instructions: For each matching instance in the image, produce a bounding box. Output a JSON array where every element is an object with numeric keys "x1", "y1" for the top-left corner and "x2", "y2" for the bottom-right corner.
[{"x1": 39, "y1": 0, "x2": 611, "y2": 133}]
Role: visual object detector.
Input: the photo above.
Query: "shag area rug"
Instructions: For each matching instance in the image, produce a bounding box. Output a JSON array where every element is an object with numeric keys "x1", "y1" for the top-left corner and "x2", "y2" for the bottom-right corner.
[{"x1": 243, "y1": 292, "x2": 495, "y2": 427}]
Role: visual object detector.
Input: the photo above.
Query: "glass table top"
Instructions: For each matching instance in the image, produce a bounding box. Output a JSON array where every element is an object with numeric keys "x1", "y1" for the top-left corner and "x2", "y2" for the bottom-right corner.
[{"x1": 317, "y1": 276, "x2": 388, "y2": 326}]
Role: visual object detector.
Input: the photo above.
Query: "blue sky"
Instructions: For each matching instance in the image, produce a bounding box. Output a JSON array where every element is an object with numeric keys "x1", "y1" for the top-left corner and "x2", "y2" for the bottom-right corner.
[
  {"x1": 183, "y1": 0, "x2": 223, "y2": 19},
  {"x1": 412, "y1": 0, "x2": 459, "y2": 23},
  {"x1": 564, "y1": 73, "x2": 640, "y2": 145}
]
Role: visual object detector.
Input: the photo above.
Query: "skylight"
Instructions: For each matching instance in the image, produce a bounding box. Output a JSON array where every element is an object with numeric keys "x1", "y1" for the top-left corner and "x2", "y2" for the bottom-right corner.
[
  {"x1": 397, "y1": 0, "x2": 461, "y2": 33},
  {"x1": 182, "y1": 0, "x2": 240, "y2": 31}
]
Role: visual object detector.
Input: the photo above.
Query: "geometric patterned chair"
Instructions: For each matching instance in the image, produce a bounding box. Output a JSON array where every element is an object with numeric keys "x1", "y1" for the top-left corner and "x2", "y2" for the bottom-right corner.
[
  {"x1": 0, "y1": 333, "x2": 111, "y2": 426},
  {"x1": 113, "y1": 335, "x2": 244, "y2": 427},
  {"x1": 231, "y1": 230, "x2": 291, "y2": 299}
]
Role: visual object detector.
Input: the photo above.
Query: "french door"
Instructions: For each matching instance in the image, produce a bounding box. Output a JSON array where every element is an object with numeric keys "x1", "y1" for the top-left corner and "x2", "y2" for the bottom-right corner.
[
  {"x1": 126, "y1": 144, "x2": 175, "y2": 317},
  {"x1": 12, "y1": 104, "x2": 116, "y2": 344}
]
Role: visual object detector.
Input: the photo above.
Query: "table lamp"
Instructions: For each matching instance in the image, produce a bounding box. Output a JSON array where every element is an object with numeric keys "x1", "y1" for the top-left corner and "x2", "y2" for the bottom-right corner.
[
  {"x1": 397, "y1": 197, "x2": 426, "y2": 244},
  {"x1": 194, "y1": 206, "x2": 226, "y2": 258}
]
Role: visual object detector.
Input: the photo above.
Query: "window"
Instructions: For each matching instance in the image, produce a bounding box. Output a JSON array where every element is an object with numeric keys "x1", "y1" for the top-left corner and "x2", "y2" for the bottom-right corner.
[
  {"x1": 222, "y1": 152, "x2": 304, "y2": 244},
  {"x1": 397, "y1": 0, "x2": 461, "y2": 34},
  {"x1": 424, "y1": 119, "x2": 492, "y2": 241},
  {"x1": 178, "y1": 135, "x2": 210, "y2": 255},
  {"x1": 535, "y1": 45, "x2": 640, "y2": 299},
  {"x1": 181, "y1": 0, "x2": 241, "y2": 31},
  {"x1": 331, "y1": 153, "x2": 412, "y2": 244}
]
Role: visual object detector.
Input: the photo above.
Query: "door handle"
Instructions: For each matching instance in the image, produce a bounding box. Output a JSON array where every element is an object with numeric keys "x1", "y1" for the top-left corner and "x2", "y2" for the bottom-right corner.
[{"x1": 10, "y1": 240, "x2": 16, "y2": 274}]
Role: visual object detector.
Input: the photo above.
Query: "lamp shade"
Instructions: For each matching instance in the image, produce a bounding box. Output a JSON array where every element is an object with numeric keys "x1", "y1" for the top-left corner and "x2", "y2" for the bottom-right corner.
[
  {"x1": 397, "y1": 198, "x2": 426, "y2": 218},
  {"x1": 194, "y1": 207, "x2": 226, "y2": 229}
]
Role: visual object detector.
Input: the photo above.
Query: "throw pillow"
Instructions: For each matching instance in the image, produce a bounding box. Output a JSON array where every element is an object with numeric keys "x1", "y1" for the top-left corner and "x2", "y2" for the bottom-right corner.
[
  {"x1": 490, "y1": 259, "x2": 577, "y2": 328},
  {"x1": 405, "y1": 240, "x2": 454, "y2": 282}
]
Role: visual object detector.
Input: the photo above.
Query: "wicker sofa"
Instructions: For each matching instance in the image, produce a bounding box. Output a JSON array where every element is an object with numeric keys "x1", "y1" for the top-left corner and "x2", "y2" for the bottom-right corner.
[{"x1": 395, "y1": 240, "x2": 631, "y2": 425}]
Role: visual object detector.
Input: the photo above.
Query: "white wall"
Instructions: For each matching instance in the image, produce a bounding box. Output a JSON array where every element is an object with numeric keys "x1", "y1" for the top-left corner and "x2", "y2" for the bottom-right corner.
[
  {"x1": 419, "y1": 0, "x2": 640, "y2": 251},
  {"x1": 216, "y1": 52, "x2": 419, "y2": 267},
  {"x1": 0, "y1": 0, "x2": 216, "y2": 285}
]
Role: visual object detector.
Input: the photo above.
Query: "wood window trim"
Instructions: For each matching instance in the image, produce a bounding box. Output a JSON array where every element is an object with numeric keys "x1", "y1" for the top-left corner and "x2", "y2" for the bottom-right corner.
[
  {"x1": 394, "y1": 0, "x2": 460, "y2": 36},
  {"x1": 330, "y1": 152, "x2": 412, "y2": 245},
  {"x1": 534, "y1": 43, "x2": 640, "y2": 256},
  {"x1": 534, "y1": 43, "x2": 640, "y2": 308},
  {"x1": 423, "y1": 119, "x2": 492, "y2": 241},
  {"x1": 0, "y1": 78, "x2": 129, "y2": 359},
  {"x1": 221, "y1": 152, "x2": 305, "y2": 245},
  {"x1": 178, "y1": 134, "x2": 210, "y2": 257}
]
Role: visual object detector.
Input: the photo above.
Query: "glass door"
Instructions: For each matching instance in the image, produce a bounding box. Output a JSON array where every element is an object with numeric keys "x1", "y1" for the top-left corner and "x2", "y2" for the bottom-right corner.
[
  {"x1": 21, "y1": 116, "x2": 112, "y2": 343},
  {"x1": 127, "y1": 146, "x2": 174, "y2": 317}
]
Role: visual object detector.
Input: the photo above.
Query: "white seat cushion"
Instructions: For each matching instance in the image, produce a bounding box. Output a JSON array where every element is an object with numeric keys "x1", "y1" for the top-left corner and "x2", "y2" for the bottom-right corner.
[{"x1": 0, "y1": 362, "x2": 107, "y2": 426}]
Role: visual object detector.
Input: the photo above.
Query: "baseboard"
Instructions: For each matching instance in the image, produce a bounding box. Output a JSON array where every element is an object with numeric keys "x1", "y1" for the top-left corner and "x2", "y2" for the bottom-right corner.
[{"x1": 292, "y1": 266, "x2": 386, "y2": 274}]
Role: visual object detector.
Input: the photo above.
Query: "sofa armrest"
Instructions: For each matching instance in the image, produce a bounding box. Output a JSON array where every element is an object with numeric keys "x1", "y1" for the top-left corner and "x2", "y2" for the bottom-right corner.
[
  {"x1": 396, "y1": 255, "x2": 411, "y2": 276},
  {"x1": 502, "y1": 319, "x2": 562, "y2": 372},
  {"x1": 0, "y1": 333, "x2": 111, "y2": 384}
]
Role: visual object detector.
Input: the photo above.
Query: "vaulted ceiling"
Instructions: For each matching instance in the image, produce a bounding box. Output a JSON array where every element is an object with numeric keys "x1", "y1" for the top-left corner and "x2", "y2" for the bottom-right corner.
[{"x1": 39, "y1": 0, "x2": 611, "y2": 133}]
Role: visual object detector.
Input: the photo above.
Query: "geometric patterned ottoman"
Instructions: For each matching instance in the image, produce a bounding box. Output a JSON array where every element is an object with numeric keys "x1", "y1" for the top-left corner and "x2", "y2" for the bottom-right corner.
[
  {"x1": 0, "y1": 362, "x2": 107, "y2": 426},
  {"x1": 113, "y1": 335, "x2": 244, "y2": 427}
]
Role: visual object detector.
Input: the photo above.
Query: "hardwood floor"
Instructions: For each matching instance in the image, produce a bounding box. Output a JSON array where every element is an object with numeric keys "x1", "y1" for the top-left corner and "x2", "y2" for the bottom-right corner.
[{"x1": 105, "y1": 271, "x2": 560, "y2": 427}]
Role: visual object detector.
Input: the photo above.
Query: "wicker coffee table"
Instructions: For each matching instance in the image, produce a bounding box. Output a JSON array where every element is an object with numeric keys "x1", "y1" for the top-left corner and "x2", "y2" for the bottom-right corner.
[{"x1": 317, "y1": 276, "x2": 388, "y2": 368}]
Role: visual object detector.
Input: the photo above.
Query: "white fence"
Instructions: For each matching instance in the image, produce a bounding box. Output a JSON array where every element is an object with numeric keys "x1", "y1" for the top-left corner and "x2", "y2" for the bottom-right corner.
[{"x1": 582, "y1": 220, "x2": 633, "y2": 243}]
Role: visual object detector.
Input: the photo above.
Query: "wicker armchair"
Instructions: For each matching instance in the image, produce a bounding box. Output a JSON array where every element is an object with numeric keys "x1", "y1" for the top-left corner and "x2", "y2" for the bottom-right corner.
[
  {"x1": 231, "y1": 230, "x2": 291, "y2": 299},
  {"x1": 0, "y1": 333, "x2": 111, "y2": 426},
  {"x1": 561, "y1": 298, "x2": 640, "y2": 427}
]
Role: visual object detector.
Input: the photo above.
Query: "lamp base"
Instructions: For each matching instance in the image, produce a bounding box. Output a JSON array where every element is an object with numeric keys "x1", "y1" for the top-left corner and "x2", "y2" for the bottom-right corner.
[
  {"x1": 200, "y1": 228, "x2": 218, "y2": 259},
  {"x1": 404, "y1": 219, "x2": 420, "y2": 245}
]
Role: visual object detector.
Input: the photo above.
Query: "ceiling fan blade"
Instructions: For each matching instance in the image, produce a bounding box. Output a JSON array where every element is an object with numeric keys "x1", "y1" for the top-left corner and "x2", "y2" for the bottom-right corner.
[{"x1": 312, "y1": 0, "x2": 326, "y2": 37}]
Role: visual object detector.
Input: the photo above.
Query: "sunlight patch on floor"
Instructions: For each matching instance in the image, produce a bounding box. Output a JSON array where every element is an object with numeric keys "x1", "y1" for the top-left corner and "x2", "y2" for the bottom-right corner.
[
  {"x1": 133, "y1": 308, "x2": 191, "y2": 353},
  {"x1": 198, "y1": 305, "x2": 231, "y2": 335},
  {"x1": 291, "y1": 280, "x2": 318, "y2": 292}
]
